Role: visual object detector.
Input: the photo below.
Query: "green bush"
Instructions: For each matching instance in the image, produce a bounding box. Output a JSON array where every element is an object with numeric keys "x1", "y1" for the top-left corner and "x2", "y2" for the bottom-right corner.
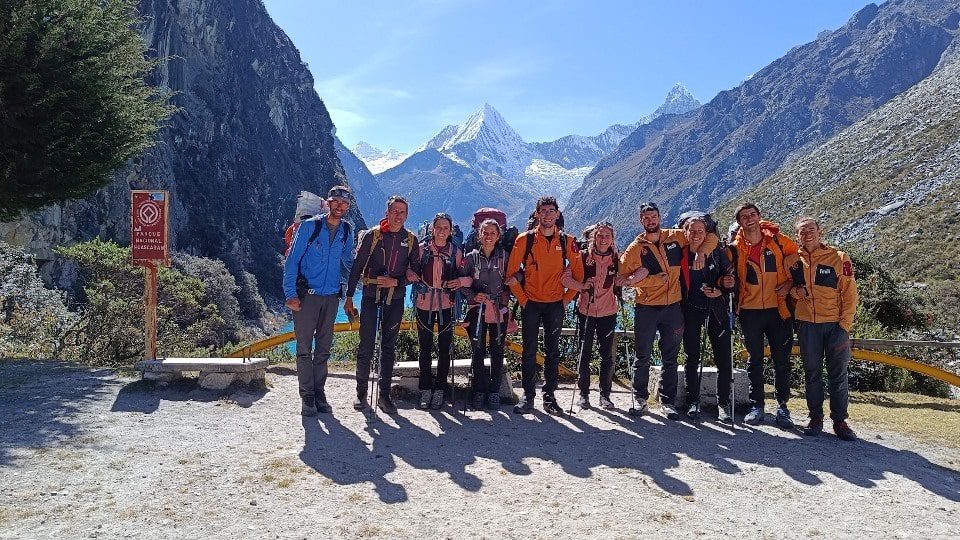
[
  {"x1": 57, "y1": 239, "x2": 225, "y2": 366},
  {"x1": 0, "y1": 241, "x2": 77, "y2": 357}
]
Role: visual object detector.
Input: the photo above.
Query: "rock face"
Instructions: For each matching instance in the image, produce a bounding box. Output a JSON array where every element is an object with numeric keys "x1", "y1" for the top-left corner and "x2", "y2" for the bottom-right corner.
[
  {"x1": 0, "y1": 0, "x2": 364, "y2": 299},
  {"x1": 716, "y1": 38, "x2": 960, "y2": 281},
  {"x1": 334, "y1": 137, "x2": 386, "y2": 224},
  {"x1": 565, "y1": 0, "x2": 960, "y2": 240}
]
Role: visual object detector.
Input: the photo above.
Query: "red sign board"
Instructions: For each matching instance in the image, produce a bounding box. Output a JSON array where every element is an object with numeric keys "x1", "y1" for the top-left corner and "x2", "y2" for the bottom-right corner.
[{"x1": 131, "y1": 190, "x2": 170, "y2": 265}]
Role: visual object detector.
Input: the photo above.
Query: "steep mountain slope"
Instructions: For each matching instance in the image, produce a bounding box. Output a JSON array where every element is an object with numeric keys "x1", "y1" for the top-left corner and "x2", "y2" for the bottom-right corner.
[
  {"x1": 715, "y1": 43, "x2": 960, "y2": 281},
  {"x1": 532, "y1": 83, "x2": 700, "y2": 168},
  {"x1": 334, "y1": 138, "x2": 386, "y2": 224},
  {"x1": 565, "y1": 0, "x2": 960, "y2": 239},
  {"x1": 0, "y1": 0, "x2": 363, "y2": 299}
]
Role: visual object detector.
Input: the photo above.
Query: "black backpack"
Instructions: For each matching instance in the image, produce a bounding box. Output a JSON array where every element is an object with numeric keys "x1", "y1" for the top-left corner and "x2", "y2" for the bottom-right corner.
[{"x1": 676, "y1": 211, "x2": 718, "y2": 235}]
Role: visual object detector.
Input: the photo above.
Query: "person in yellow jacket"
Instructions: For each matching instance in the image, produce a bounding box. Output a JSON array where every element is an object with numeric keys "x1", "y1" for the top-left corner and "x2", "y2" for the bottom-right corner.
[
  {"x1": 790, "y1": 217, "x2": 859, "y2": 441},
  {"x1": 506, "y1": 196, "x2": 585, "y2": 415},
  {"x1": 619, "y1": 202, "x2": 718, "y2": 419},
  {"x1": 728, "y1": 202, "x2": 799, "y2": 427}
]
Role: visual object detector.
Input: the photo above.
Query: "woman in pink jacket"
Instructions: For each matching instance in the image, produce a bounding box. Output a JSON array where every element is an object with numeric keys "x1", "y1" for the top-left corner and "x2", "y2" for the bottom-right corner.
[
  {"x1": 563, "y1": 222, "x2": 647, "y2": 410},
  {"x1": 409, "y1": 213, "x2": 472, "y2": 410}
]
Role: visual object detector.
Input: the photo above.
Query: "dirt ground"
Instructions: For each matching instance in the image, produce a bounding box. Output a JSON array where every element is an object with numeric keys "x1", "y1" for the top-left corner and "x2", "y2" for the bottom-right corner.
[{"x1": 1, "y1": 359, "x2": 958, "y2": 539}]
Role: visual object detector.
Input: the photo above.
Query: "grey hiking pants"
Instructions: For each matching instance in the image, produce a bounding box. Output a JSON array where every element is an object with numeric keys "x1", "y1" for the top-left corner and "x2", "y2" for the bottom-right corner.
[
  {"x1": 293, "y1": 293, "x2": 340, "y2": 404},
  {"x1": 798, "y1": 321, "x2": 851, "y2": 421}
]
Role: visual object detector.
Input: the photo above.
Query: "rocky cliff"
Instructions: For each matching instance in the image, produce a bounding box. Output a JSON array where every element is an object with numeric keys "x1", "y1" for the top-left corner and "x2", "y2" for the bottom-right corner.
[{"x1": 0, "y1": 0, "x2": 363, "y2": 300}]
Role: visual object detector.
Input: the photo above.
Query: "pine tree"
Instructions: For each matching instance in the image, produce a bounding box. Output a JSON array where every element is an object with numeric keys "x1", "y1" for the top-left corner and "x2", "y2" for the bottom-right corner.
[{"x1": 0, "y1": 0, "x2": 174, "y2": 220}]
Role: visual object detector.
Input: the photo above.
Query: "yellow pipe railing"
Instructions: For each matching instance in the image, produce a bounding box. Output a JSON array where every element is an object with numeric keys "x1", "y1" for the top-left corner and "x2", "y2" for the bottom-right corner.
[{"x1": 736, "y1": 346, "x2": 960, "y2": 388}]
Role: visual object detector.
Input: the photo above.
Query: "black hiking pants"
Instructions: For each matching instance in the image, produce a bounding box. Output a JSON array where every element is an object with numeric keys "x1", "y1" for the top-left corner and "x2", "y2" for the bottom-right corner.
[
  {"x1": 520, "y1": 300, "x2": 564, "y2": 402},
  {"x1": 740, "y1": 307, "x2": 793, "y2": 409}
]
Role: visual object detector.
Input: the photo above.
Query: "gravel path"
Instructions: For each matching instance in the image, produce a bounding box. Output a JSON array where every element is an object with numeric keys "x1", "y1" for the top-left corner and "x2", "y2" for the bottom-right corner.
[{"x1": 1, "y1": 360, "x2": 958, "y2": 539}]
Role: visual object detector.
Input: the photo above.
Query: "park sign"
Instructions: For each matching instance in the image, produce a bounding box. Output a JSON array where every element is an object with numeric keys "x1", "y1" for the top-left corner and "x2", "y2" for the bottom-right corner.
[
  {"x1": 130, "y1": 190, "x2": 170, "y2": 362},
  {"x1": 131, "y1": 190, "x2": 170, "y2": 264}
]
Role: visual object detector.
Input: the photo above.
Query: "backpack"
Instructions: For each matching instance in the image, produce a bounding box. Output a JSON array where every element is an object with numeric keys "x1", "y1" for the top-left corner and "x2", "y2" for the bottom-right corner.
[
  {"x1": 410, "y1": 239, "x2": 461, "y2": 302},
  {"x1": 418, "y1": 220, "x2": 464, "y2": 249},
  {"x1": 359, "y1": 227, "x2": 417, "y2": 281},
  {"x1": 463, "y1": 207, "x2": 519, "y2": 256},
  {"x1": 676, "y1": 210, "x2": 719, "y2": 235}
]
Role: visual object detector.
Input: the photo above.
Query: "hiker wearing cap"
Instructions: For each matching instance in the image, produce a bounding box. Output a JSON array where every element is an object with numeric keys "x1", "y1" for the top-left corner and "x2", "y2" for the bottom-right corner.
[
  {"x1": 619, "y1": 202, "x2": 718, "y2": 420},
  {"x1": 729, "y1": 202, "x2": 799, "y2": 428},
  {"x1": 461, "y1": 218, "x2": 512, "y2": 410},
  {"x1": 561, "y1": 221, "x2": 630, "y2": 410},
  {"x1": 506, "y1": 196, "x2": 585, "y2": 415},
  {"x1": 677, "y1": 214, "x2": 735, "y2": 422},
  {"x1": 790, "y1": 217, "x2": 859, "y2": 441},
  {"x1": 346, "y1": 195, "x2": 420, "y2": 414},
  {"x1": 407, "y1": 213, "x2": 471, "y2": 410},
  {"x1": 283, "y1": 185, "x2": 356, "y2": 416}
]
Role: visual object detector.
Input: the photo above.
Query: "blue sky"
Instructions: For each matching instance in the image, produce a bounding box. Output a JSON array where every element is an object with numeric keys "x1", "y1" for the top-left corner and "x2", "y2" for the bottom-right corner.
[{"x1": 263, "y1": 0, "x2": 875, "y2": 154}]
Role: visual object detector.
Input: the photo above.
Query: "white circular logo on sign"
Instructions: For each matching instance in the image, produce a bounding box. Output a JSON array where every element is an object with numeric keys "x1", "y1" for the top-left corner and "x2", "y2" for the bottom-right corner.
[{"x1": 138, "y1": 201, "x2": 161, "y2": 226}]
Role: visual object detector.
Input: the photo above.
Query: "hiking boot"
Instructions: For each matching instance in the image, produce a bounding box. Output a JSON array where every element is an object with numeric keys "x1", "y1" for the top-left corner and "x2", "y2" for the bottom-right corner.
[
  {"x1": 717, "y1": 404, "x2": 732, "y2": 424},
  {"x1": 686, "y1": 402, "x2": 701, "y2": 419},
  {"x1": 804, "y1": 417, "x2": 824, "y2": 436},
  {"x1": 744, "y1": 406, "x2": 764, "y2": 425},
  {"x1": 598, "y1": 394, "x2": 615, "y2": 410},
  {"x1": 543, "y1": 398, "x2": 564, "y2": 416},
  {"x1": 775, "y1": 405, "x2": 795, "y2": 429},
  {"x1": 300, "y1": 399, "x2": 318, "y2": 417},
  {"x1": 833, "y1": 420, "x2": 857, "y2": 442},
  {"x1": 661, "y1": 403, "x2": 680, "y2": 420},
  {"x1": 377, "y1": 395, "x2": 397, "y2": 414},
  {"x1": 628, "y1": 402, "x2": 648, "y2": 417},
  {"x1": 315, "y1": 392, "x2": 331, "y2": 413},
  {"x1": 578, "y1": 394, "x2": 591, "y2": 410},
  {"x1": 418, "y1": 390, "x2": 432, "y2": 409},
  {"x1": 487, "y1": 392, "x2": 501, "y2": 410},
  {"x1": 513, "y1": 396, "x2": 534, "y2": 414},
  {"x1": 472, "y1": 392, "x2": 486, "y2": 411},
  {"x1": 353, "y1": 393, "x2": 367, "y2": 411},
  {"x1": 430, "y1": 390, "x2": 444, "y2": 410}
]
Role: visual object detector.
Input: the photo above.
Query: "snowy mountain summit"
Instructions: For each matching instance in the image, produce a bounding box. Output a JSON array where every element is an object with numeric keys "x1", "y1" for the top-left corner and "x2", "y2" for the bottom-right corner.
[{"x1": 351, "y1": 141, "x2": 408, "y2": 174}]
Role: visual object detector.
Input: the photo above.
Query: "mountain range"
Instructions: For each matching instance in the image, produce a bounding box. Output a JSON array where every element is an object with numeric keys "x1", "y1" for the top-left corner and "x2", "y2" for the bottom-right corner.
[
  {"x1": 564, "y1": 0, "x2": 960, "y2": 241},
  {"x1": 362, "y1": 84, "x2": 700, "y2": 229}
]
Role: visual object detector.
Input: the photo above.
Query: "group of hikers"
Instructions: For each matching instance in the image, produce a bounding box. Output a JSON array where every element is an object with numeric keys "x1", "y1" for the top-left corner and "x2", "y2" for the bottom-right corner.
[{"x1": 283, "y1": 185, "x2": 860, "y2": 442}]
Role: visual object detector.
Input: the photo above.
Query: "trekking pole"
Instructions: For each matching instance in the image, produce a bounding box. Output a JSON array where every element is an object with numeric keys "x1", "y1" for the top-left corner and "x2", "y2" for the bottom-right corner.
[
  {"x1": 696, "y1": 308, "x2": 707, "y2": 417},
  {"x1": 368, "y1": 291, "x2": 384, "y2": 420},
  {"x1": 466, "y1": 299, "x2": 484, "y2": 413},
  {"x1": 728, "y1": 292, "x2": 736, "y2": 430},
  {"x1": 567, "y1": 289, "x2": 594, "y2": 414}
]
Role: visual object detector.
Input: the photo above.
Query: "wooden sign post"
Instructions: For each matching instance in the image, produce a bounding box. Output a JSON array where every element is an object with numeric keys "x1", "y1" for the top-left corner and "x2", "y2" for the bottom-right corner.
[{"x1": 131, "y1": 190, "x2": 170, "y2": 361}]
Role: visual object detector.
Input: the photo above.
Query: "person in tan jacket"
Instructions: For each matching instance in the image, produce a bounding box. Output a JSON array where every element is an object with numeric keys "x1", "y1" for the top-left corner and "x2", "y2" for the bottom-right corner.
[
  {"x1": 507, "y1": 196, "x2": 584, "y2": 415},
  {"x1": 790, "y1": 217, "x2": 859, "y2": 441},
  {"x1": 619, "y1": 202, "x2": 718, "y2": 419},
  {"x1": 728, "y1": 202, "x2": 798, "y2": 427}
]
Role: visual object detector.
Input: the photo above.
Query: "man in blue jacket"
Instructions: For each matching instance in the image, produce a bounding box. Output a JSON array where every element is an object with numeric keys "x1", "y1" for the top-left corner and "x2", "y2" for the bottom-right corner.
[{"x1": 283, "y1": 185, "x2": 355, "y2": 416}]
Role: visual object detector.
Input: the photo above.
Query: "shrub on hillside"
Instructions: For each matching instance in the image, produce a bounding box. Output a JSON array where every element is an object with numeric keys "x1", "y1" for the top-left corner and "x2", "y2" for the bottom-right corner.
[
  {"x1": 57, "y1": 239, "x2": 225, "y2": 366},
  {"x1": 0, "y1": 241, "x2": 77, "y2": 357}
]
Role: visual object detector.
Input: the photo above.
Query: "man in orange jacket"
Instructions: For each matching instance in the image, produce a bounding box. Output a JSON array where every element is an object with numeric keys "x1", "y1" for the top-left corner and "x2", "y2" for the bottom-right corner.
[
  {"x1": 507, "y1": 196, "x2": 584, "y2": 415},
  {"x1": 790, "y1": 217, "x2": 859, "y2": 441},
  {"x1": 728, "y1": 202, "x2": 798, "y2": 427},
  {"x1": 619, "y1": 202, "x2": 718, "y2": 419}
]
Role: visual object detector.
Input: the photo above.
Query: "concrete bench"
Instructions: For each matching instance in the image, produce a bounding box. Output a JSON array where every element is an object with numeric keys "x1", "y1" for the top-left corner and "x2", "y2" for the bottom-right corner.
[
  {"x1": 136, "y1": 357, "x2": 268, "y2": 389},
  {"x1": 394, "y1": 358, "x2": 514, "y2": 397},
  {"x1": 648, "y1": 365, "x2": 750, "y2": 405}
]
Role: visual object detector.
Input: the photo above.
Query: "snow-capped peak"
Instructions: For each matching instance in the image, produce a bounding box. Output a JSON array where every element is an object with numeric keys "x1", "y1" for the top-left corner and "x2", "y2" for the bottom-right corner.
[
  {"x1": 351, "y1": 141, "x2": 408, "y2": 174},
  {"x1": 656, "y1": 83, "x2": 700, "y2": 116}
]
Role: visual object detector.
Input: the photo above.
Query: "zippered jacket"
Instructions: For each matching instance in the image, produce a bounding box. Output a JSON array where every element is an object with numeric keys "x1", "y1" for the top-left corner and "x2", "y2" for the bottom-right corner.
[
  {"x1": 346, "y1": 220, "x2": 420, "y2": 298},
  {"x1": 789, "y1": 244, "x2": 858, "y2": 331},
  {"x1": 619, "y1": 228, "x2": 718, "y2": 306},
  {"x1": 506, "y1": 227, "x2": 584, "y2": 305},
  {"x1": 730, "y1": 220, "x2": 799, "y2": 319},
  {"x1": 283, "y1": 215, "x2": 354, "y2": 299}
]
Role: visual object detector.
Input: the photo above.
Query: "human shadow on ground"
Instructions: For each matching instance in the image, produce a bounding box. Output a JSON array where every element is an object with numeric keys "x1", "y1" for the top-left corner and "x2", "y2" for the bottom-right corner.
[
  {"x1": 298, "y1": 380, "x2": 960, "y2": 504},
  {"x1": 0, "y1": 360, "x2": 118, "y2": 467},
  {"x1": 110, "y1": 377, "x2": 268, "y2": 414}
]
